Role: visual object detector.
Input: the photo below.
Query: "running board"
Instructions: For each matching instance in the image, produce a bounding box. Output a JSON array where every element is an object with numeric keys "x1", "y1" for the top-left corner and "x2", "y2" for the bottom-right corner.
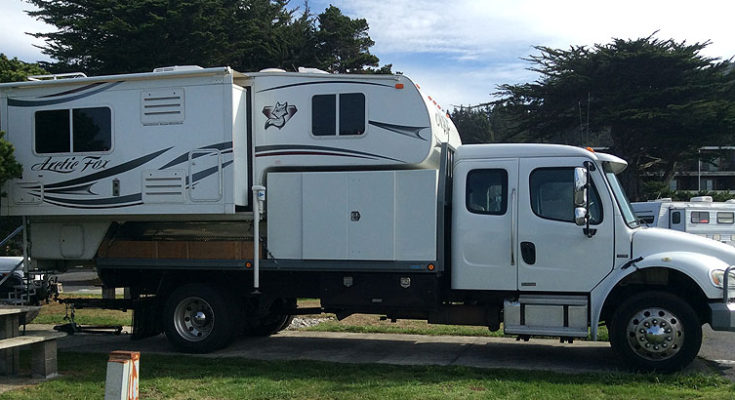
[{"x1": 503, "y1": 295, "x2": 589, "y2": 338}]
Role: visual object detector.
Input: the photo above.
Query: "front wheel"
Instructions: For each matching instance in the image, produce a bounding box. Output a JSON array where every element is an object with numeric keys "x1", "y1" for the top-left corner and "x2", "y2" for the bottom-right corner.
[
  {"x1": 163, "y1": 283, "x2": 237, "y2": 353},
  {"x1": 609, "y1": 291, "x2": 702, "y2": 372}
]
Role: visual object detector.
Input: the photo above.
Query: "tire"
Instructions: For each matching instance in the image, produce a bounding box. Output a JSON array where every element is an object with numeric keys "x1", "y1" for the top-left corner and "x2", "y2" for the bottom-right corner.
[
  {"x1": 609, "y1": 291, "x2": 702, "y2": 372},
  {"x1": 246, "y1": 314, "x2": 294, "y2": 336},
  {"x1": 244, "y1": 298, "x2": 296, "y2": 337},
  {"x1": 163, "y1": 283, "x2": 237, "y2": 353}
]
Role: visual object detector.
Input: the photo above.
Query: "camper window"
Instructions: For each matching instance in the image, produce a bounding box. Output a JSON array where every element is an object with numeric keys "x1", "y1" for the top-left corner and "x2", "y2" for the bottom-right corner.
[
  {"x1": 312, "y1": 93, "x2": 365, "y2": 136},
  {"x1": 466, "y1": 169, "x2": 508, "y2": 215},
  {"x1": 691, "y1": 211, "x2": 710, "y2": 224},
  {"x1": 35, "y1": 109, "x2": 70, "y2": 153},
  {"x1": 672, "y1": 211, "x2": 681, "y2": 224},
  {"x1": 718, "y1": 212, "x2": 734, "y2": 224},
  {"x1": 35, "y1": 107, "x2": 111, "y2": 154}
]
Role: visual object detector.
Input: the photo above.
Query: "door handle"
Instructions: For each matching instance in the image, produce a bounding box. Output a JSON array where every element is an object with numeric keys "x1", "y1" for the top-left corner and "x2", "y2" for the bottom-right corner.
[{"x1": 521, "y1": 241, "x2": 536, "y2": 265}]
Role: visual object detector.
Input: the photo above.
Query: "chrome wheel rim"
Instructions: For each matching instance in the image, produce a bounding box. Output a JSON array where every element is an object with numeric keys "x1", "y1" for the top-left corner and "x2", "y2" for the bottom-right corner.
[
  {"x1": 173, "y1": 296, "x2": 215, "y2": 342},
  {"x1": 625, "y1": 307, "x2": 684, "y2": 361}
]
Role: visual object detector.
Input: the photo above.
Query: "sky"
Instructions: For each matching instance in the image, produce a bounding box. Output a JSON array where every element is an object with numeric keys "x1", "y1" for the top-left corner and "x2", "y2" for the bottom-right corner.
[{"x1": 2, "y1": 0, "x2": 735, "y2": 108}]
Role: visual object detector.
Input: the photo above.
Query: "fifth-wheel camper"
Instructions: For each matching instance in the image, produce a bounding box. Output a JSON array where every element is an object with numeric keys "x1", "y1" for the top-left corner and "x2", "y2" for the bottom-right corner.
[
  {"x1": 1, "y1": 66, "x2": 734, "y2": 372},
  {"x1": 632, "y1": 196, "x2": 735, "y2": 247}
]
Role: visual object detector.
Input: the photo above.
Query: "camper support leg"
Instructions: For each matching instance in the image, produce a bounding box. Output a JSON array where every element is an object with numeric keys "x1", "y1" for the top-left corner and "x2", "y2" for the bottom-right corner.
[{"x1": 252, "y1": 185, "x2": 266, "y2": 291}]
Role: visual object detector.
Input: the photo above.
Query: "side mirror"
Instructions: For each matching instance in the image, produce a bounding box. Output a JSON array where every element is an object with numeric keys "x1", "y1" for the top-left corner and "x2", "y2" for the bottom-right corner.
[
  {"x1": 574, "y1": 207, "x2": 587, "y2": 226},
  {"x1": 573, "y1": 167, "x2": 587, "y2": 207},
  {"x1": 574, "y1": 163, "x2": 597, "y2": 237}
]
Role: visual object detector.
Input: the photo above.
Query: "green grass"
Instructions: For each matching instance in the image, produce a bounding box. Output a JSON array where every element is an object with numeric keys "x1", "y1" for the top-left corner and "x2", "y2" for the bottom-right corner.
[
  {"x1": 33, "y1": 295, "x2": 132, "y2": 327},
  {"x1": 0, "y1": 352, "x2": 731, "y2": 400},
  {"x1": 305, "y1": 320, "x2": 610, "y2": 341},
  {"x1": 305, "y1": 320, "x2": 506, "y2": 337},
  {"x1": 35, "y1": 296, "x2": 610, "y2": 341}
]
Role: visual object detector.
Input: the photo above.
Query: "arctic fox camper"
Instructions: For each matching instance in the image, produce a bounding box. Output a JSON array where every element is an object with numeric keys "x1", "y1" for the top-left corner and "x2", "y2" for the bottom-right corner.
[
  {"x1": 1, "y1": 67, "x2": 734, "y2": 372},
  {"x1": 632, "y1": 197, "x2": 735, "y2": 247}
]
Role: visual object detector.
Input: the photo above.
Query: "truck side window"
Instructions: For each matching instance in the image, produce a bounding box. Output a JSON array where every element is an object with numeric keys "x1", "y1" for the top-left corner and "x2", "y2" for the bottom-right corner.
[
  {"x1": 671, "y1": 211, "x2": 681, "y2": 224},
  {"x1": 466, "y1": 169, "x2": 507, "y2": 215},
  {"x1": 312, "y1": 93, "x2": 365, "y2": 136},
  {"x1": 35, "y1": 107, "x2": 111, "y2": 154},
  {"x1": 530, "y1": 168, "x2": 602, "y2": 224},
  {"x1": 691, "y1": 211, "x2": 710, "y2": 224}
]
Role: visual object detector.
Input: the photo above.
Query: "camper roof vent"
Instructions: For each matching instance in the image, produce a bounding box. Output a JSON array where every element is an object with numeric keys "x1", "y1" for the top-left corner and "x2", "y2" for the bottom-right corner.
[
  {"x1": 260, "y1": 68, "x2": 286, "y2": 73},
  {"x1": 690, "y1": 196, "x2": 713, "y2": 203},
  {"x1": 297, "y1": 67, "x2": 329, "y2": 74},
  {"x1": 653, "y1": 198, "x2": 672, "y2": 202},
  {"x1": 726, "y1": 199, "x2": 735, "y2": 204},
  {"x1": 27, "y1": 72, "x2": 87, "y2": 81},
  {"x1": 153, "y1": 65, "x2": 203, "y2": 73}
]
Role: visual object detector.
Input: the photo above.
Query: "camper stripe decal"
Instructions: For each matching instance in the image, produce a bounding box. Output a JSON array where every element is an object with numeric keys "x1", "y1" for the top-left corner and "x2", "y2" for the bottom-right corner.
[
  {"x1": 257, "y1": 80, "x2": 393, "y2": 93},
  {"x1": 39, "y1": 193, "x2": 143, "y2": 206},
  {"x1": 44, "y1": 147, "x2": 172, "y2": 189},
  {"x1": 7, "y1": 81, "x2": 124, "y2": 107},
  {"x1": 39, "y1": 82, "x2": 107, "y2": 98},
  {"x1": 159, "y1": 141, "x2": 234, "y2": 170},
  {"x1": 368, "y1": 121, "x2": 429, "y2": 141},
  {"x1": 27, "y1": 158, "x2": 235, "y2": 209},
  {"x1": 254, "y1": 145, "x2": 403, "y2": 162},
  {"x1": 45, "y1": 183, "x2": 95, "y2": 195}
]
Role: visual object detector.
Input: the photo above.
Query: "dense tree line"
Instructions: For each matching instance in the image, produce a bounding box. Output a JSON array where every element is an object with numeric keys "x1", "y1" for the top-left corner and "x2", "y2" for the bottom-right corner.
[
  {"x1": 453, "y1": 35, "x2": 735, "y2": 200},
  {"x1": 25, "y1": 0, "x2": 390, "y2": 75}
]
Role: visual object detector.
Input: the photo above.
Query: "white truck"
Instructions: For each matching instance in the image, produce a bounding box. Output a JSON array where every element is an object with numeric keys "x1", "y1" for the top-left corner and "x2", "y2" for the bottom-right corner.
[
  {"x1": 632, "y1": 196, "x2": 735, "y2": 247},
  {"x1": 1, "y1": 66, "x2": 734, "y2": 372}
]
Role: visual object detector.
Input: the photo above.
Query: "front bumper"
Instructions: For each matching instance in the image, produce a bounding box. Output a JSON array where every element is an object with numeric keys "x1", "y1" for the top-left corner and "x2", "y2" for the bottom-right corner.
[{"x1": 710, "y1": 302, "x2": 735, "y2": 332}]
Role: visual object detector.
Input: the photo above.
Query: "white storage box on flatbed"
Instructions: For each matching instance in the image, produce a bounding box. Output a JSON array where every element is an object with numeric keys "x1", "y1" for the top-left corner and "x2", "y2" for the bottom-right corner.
[{"x1": 267, "y1": 169, "x2": 437, "y2": 261}]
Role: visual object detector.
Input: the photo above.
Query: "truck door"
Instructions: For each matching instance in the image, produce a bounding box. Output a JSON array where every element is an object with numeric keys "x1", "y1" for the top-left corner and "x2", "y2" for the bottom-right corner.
[
  {"x1": 516, "y1": 157, "x2": 615, "y2": 292},
  {"x1": 451, "y1": 159, "x2": 518, "y2": 290}
]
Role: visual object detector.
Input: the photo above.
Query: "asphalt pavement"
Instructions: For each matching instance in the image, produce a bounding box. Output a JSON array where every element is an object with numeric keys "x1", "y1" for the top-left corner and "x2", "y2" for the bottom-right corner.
[{"x1": 37, "y1": 326, "x2": 716, "y2": 376}]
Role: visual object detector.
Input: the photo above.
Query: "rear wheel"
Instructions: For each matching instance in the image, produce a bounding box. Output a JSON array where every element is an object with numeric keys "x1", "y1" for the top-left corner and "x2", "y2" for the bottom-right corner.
[
  {"x1": 244, "y1": 298, "x2": 296, "y2": 336},
  {"x1": 163, "y1": 283, "x2": 237, "y2": 353},
  {"x1": 609, "y1": 291, "x2": 701, "y2": 372},
  {"x1": 247, "y1": 314, "x2": 294, "y2": 336}
]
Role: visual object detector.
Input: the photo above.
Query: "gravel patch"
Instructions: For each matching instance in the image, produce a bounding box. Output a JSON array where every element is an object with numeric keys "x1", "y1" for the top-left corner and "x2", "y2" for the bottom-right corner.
[{"x1": 286, "y1": 317, "x2": 333, "y2": 330}]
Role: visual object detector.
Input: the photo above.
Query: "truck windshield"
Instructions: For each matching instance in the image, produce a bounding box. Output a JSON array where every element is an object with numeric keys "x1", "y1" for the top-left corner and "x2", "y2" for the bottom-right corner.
[{"x1": 603, "y1": 164, "x2": 639, "y2": 228}]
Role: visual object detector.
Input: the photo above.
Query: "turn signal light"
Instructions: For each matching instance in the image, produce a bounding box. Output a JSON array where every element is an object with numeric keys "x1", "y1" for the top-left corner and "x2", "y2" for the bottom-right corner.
[{"x1": 427, "y1": 264, "x2": 435, "y2": 271}]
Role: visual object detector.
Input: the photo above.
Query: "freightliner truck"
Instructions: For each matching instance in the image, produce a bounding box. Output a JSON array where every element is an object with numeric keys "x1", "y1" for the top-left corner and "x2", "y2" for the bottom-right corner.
[{"x1": 1, "y1": 66, "x2": 734, "y2": 372}]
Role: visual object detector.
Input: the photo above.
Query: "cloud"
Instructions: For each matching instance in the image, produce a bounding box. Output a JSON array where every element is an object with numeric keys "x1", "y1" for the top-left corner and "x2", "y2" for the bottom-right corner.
[
  {"x1": 330, "y1": 0, "x2": 735, "y2": 60},
  {"x1": 0, "y1": 1, "x2": 53, "y2": 62},
  {"x1": 316, "y1": 0, "x2": 735, "y2": 106}
]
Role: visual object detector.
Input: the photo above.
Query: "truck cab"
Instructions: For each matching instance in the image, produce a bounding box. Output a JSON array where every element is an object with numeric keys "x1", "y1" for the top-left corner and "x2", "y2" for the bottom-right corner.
[{"x1": 450, "y1": 144, "x2": 735, "y2": 371}]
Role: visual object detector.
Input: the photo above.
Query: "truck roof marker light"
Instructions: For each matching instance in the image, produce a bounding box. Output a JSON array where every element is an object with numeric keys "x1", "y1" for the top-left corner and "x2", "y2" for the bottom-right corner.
[
  {"x1": 395, "y1": 83, "x2": 404, "y2": 89},
  {"x1": 585, "y1": 147, "x2": 596, "y2": 152},
  {"x1": 427, "y1": 264, "x2": 435, "y2": 271},
  {"x1": 245, "y1": 262, "x2": 252, "y2": 269}
]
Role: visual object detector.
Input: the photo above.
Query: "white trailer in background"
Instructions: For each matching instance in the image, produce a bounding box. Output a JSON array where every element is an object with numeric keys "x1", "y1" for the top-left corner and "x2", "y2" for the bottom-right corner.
[
  {"x1": 632, "y1": 196, "x2": 735, "y2": 247},
  {"x1": 1, "y1": 67, "x2": 734, "y2": 372}
]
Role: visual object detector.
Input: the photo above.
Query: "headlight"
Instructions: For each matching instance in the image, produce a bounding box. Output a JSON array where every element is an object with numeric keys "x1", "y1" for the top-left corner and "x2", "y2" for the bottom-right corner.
[{"x1": 710, "y1": 268, "x2": 735, "y2": 288}]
